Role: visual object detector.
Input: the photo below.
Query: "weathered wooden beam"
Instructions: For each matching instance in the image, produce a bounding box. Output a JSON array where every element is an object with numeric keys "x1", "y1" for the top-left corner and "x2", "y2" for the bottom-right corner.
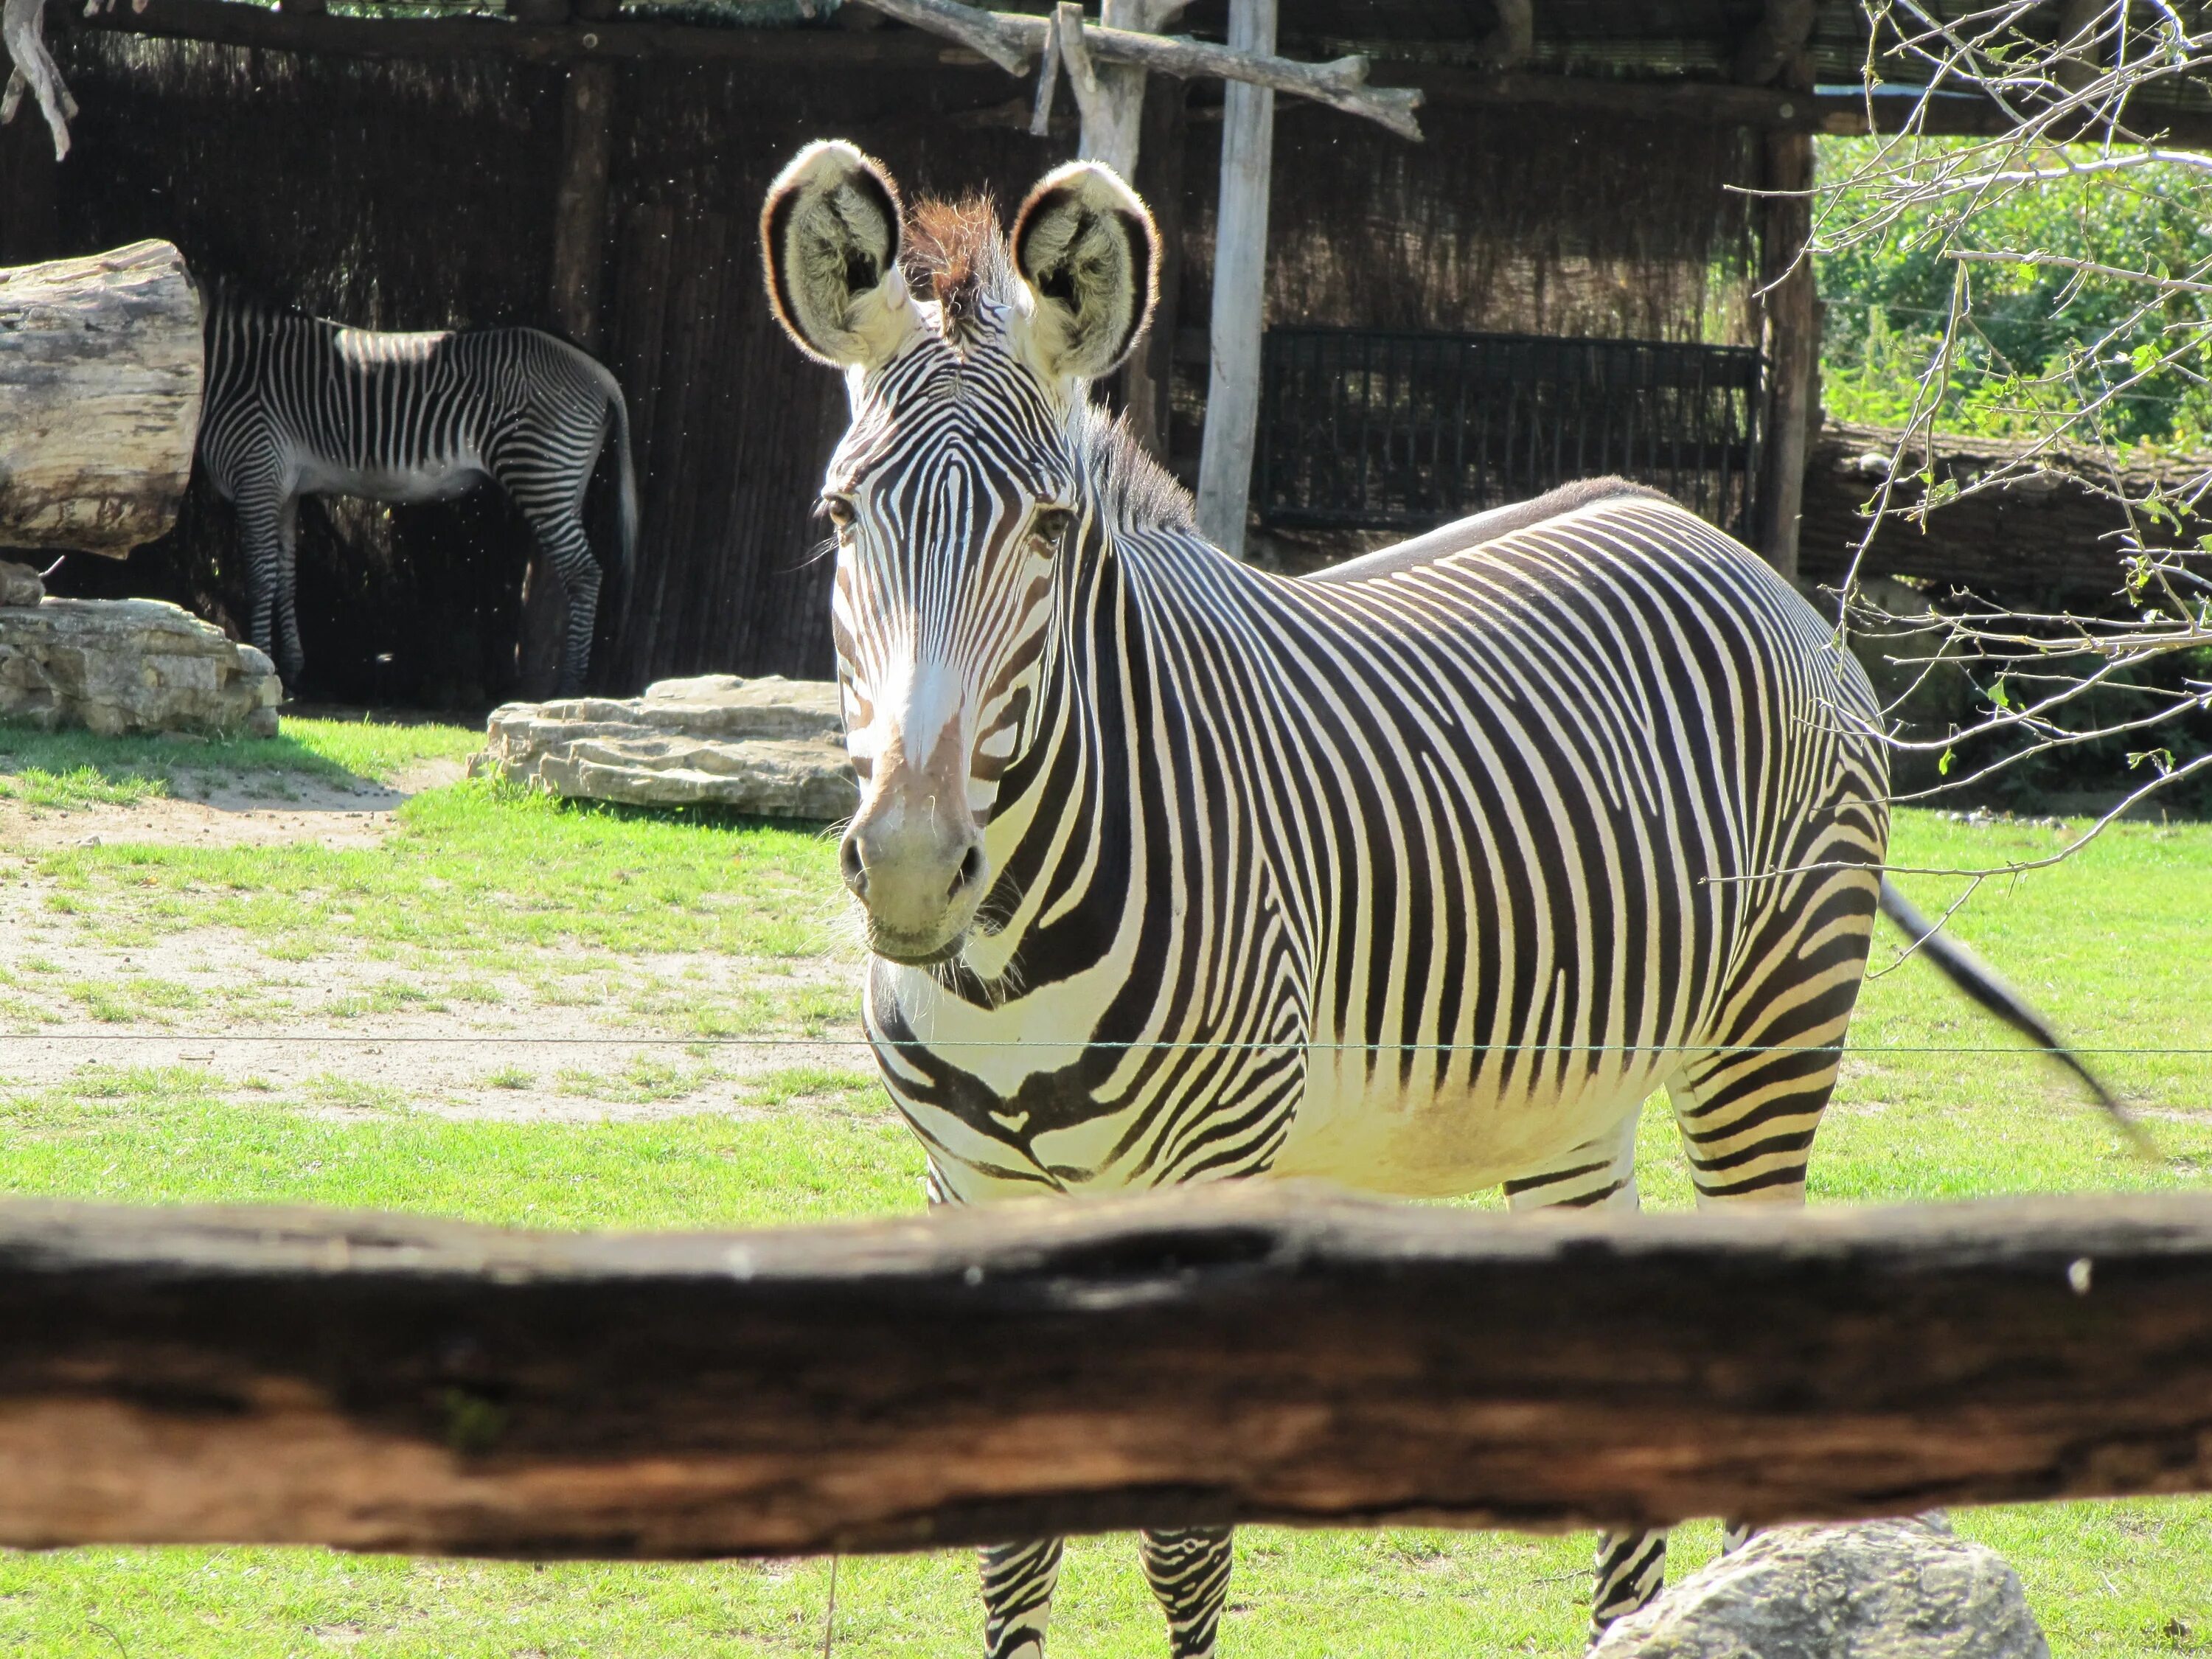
[
  {"x1": 1757, "y1": 128, "x2": 1816, "y2": 581},
  {"x1": 4, "y1": 1187, "x2": 2212, "y2": 1556},
  {"x1": 0, "y1": 240, "x2": 202, "y2": 557},
  {"x1": 855, "y1": 0, "x2": 1422, "y2": 140},
  {"x1": 1192, "y1": 0, "x2": 1273, "y2": 560},
  {"x1": 69, "y1": 0, "x2": 961, "y2": 65}
]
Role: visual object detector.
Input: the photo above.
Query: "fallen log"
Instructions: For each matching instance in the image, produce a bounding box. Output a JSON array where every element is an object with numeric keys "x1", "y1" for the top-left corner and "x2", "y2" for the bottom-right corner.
[
  {"x1": 1, "y1": 1185, "x2": 2211, "y2": 1556},
  {"x1": 0, "y1": 239, "x2": 202, "y2": 557}
]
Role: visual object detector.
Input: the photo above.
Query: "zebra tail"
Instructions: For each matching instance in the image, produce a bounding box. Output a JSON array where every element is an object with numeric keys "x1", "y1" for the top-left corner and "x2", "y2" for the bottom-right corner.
[
  {"x1": 606, "y1": 383, "x2": 639, "y2": 634},
  {"x1": 1875, "y1": 877, "x2": 2149, "y2": 1152}
]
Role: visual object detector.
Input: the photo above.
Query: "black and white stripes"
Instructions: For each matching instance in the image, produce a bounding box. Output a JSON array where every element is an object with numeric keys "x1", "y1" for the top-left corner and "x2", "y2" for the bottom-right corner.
[
  {"x1": 194, "y1": 288, "x2": 636, "y2": 692},
  {"x1": 761, "y1": 142, "x2": 2098, "y2": 1658}
]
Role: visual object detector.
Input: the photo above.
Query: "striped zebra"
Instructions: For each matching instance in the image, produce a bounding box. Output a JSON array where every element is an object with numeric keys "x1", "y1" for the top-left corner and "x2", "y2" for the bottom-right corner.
[
  {"x1": 759, "y1": 142, "x2": 2124, "y2": 1658},
  {"x1": 194, "y1": 286, "x2": 636, "y2": 693}
]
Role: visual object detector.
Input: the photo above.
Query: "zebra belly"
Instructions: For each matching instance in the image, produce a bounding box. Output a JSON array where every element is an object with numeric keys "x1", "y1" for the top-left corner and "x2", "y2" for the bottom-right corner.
[
  {"x1": 1267, "y1": 1051, "x2": 1674, "y2": 1197},
  {"x1": 295, "y1": 454, "x2": 487, "y2": 504}
]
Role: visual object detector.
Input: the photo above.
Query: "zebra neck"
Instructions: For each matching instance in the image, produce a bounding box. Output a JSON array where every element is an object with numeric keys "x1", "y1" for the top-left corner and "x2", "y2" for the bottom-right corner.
[{"x1": 956, "y1": 537, "x2": 1158, "y2": 995}]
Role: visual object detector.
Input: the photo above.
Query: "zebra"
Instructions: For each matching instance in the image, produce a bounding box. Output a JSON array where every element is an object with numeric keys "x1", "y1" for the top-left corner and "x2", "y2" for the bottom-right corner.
[
  {"x1": 759, "y1": 141, "x2": 2128, "y2": 1658},
  {"x1": 192, "y1": 285, "x2": 636, "y2": 694}
]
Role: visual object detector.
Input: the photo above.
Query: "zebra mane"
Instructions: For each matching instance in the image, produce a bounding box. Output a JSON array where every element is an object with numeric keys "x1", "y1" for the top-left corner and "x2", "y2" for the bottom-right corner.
[
  {"x1": 1068, "y1": 398, "x2": 1197, "y2": 537},
  {"x1": 905, "y1": 194, "x2": 1012, "y2": 351}
]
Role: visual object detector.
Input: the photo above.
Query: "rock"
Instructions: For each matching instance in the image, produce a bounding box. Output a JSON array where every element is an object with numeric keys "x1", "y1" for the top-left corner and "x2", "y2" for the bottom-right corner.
[
  {"x1": 0, "y1": 597, "x2": 283, "y2": 737},
  {"x1": 1590, "y1": 1516, "x2": 2049, "y2": 1659},
  {"x1": 474, "y1": 674, "x2": 855, "y2": 820},
  {"x1": 0, "y1": 562, "x2": 45, "y2": 608}
]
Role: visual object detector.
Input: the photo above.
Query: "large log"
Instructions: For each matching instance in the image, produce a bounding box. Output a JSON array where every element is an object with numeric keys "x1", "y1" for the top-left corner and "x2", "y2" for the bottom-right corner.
[
  {"x1": 1798, "y1": 418, "x2": 2210, "y2": 599},
  {"x1": 3, "y1": 1186, "x2": 2212, "y2": 1556},
  {"x1": 0, "y1": 239, "x2": 202, "y2": 557}
]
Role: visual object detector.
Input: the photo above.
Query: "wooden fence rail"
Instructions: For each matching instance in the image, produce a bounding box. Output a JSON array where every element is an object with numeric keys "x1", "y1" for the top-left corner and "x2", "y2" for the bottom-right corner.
[{"x1": 2, "y1": 1186, "x2": 2211, "y2": 1557}]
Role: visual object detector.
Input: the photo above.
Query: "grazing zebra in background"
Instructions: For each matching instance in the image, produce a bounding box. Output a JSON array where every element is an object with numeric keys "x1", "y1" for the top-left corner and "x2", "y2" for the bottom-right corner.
[
  {"x1": 193, "y1": 285, "x2": 636, "y2": 693},
  {"x1": 760, "y1": 142, "x2": 2126, "y2": 1658}
]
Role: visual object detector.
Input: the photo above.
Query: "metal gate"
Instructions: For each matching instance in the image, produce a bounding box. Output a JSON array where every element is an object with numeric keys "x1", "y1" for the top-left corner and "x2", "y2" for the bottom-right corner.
[{"x1": 1256, "y1": 328, "x2": 1765, "y2": 540}]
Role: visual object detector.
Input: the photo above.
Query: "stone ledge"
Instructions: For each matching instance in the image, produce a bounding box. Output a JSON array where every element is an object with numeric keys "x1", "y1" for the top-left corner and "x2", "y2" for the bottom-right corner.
[
  {"x1": 473, "y1": 674, "x2": 856, "y2": 821},
  {"x1": 0, "y1": 598, "x2": 282, "y2": 737}
]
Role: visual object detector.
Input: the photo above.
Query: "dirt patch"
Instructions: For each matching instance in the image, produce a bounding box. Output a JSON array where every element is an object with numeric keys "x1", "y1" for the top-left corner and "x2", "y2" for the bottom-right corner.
[
  {"x1": 0, "y1": 757, "x2": 470, "y2": 849},
  {"x1": 0, "y1": 827, "x2": 874, "y2": 1121}
]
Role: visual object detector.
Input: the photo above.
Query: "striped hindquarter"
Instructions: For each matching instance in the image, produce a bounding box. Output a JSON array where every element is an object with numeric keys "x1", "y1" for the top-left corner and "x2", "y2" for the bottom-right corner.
[{"x1": 194, "y1": 292, "x2": 634, "y2": 693}]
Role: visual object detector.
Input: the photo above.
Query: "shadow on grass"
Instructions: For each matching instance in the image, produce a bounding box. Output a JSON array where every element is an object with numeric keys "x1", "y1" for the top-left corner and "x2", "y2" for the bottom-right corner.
[{"x1": 0, "y1": 716, "x2": 486, "y2": 810}]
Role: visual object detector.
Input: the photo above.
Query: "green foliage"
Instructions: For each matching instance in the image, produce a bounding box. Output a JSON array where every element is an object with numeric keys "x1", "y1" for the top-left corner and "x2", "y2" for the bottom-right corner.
[{"x1": 1817, "y1": 136, "x2": 2212, "y2": 445}]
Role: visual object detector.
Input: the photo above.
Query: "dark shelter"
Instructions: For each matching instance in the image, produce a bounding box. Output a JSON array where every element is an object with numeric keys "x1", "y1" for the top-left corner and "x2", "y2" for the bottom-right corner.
[{"x1": 4, "y1": 0, "x2": 2195, "y2": 706}]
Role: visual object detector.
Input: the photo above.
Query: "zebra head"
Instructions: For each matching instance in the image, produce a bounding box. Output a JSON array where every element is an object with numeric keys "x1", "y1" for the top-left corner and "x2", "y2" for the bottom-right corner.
[{"x1": 762, "y1": 141, "x2": 1158, "y2": 966}]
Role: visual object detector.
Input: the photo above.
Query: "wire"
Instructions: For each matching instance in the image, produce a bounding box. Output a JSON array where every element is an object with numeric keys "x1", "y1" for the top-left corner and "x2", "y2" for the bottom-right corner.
[{"x1": 2, "y1": 1033, "x2": 2208, "y2": 1056}]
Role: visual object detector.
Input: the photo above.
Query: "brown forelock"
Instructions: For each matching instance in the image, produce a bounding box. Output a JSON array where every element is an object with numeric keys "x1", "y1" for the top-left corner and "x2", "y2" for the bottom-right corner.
[{"x1": 905, "y1": 194, "x2": 1004, "y2": 346}]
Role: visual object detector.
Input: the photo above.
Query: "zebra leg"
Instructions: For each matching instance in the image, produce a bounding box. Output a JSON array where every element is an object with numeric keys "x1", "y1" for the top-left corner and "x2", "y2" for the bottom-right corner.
[
  {"x1": 274, "y1": 491, "x2": 305, "y2": 688},
  {"x1": 979, "y1": 1537, "x2": 1065, "y2": 1659},
  {"x1": 1140, "y1": 1525, "x2": 1234, "y2": 1658},
  {"x1": 231, "y1": 487, "x2": 291, "y2": 676},
  {"x1": 921, "y1": 1165, "x2": 1071, "y2": 1659},
  {"x1": 527, "y1": 511, "x2": 602, "y2": 695},
  {"x1": 1505, "y1": 1118, "x2": 1667, "y2": 1639},
  {"x1": 1666, "y1": 877, "x2": 1872, "y2": 1563}
]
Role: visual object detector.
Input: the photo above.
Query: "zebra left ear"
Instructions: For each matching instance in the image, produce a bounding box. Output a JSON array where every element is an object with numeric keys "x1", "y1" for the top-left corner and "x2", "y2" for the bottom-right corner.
[{"x1": 1010, "y1": 161, "x2": 1158, "y2": 384}]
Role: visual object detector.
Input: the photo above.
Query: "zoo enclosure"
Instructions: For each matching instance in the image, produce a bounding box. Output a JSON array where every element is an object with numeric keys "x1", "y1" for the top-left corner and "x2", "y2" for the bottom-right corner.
[{"x1": 4, "y1": 1183, "x2": 2212, "y2": 1555}]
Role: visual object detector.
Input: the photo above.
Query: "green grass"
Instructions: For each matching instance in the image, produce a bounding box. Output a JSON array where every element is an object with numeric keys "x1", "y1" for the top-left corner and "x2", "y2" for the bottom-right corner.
[
  {"x1": 28, "y1": 780, "x2": 846, "y2": 967},
  {"x1": 0, "y1": 797, "x2": 2208, "y2": 1655},
  {"x1": 0, "y1": 714, "x2": 482, "y2": 808}
]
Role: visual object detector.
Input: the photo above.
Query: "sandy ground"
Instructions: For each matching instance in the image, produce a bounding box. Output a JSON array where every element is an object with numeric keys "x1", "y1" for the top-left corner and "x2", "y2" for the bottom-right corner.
[
  {"x1": 0, "y1": 757, "x2": 470, "y2": 850},
  {"x1": 0, "y1": 759, "x2": 874, "y2": 1121}
]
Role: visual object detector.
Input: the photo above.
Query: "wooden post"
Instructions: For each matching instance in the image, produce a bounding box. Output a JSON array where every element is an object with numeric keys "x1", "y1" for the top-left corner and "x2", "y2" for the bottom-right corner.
[
  {"x1": 549, "y1": 61, "x2": 614, "y2": 352},
  {"x1": 0, "y1": 241, "x2": 203, "y2": 558},
  {"x1": 1125, "y1": 70, "x2": 1188, "y2": 458},
  {"x1": 524, "y1": 60, "x2": 616, "y2": 696},
  {"x1": 1194, "y1": 0, "x2": 1275, "y2": 558},
  {"x1": 1757, "y1": 128, "x2": 1815, "y2": 582}
]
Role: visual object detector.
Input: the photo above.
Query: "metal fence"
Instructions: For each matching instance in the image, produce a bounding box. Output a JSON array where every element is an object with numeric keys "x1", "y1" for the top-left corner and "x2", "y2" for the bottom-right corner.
[{"x1": 1256, "y1": 328, "x2": 1766, "y2": 539}]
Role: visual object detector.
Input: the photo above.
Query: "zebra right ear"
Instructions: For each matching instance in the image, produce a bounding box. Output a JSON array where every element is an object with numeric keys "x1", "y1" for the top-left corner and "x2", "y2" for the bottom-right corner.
[{"x1": 761, "y1": 141, "x2": 920, "y2": 372}]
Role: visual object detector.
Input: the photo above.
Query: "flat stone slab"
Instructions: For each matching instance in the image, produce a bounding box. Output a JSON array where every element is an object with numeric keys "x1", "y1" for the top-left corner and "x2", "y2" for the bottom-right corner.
[
  {"x1": 0, "y1": 597, "x2": 281, "y2": 737},
  {"x1": 474, "y1": 674, "x2": 856, "y2": 820},
  {"x1": 1591, "y1": 1516, "x2": 2050, "y2": 1659}
]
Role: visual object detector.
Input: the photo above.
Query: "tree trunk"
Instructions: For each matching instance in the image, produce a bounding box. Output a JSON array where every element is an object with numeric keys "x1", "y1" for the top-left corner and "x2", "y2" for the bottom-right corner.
[{"x1": 0, "y1": 240, "x2": 202, "y2": 558}]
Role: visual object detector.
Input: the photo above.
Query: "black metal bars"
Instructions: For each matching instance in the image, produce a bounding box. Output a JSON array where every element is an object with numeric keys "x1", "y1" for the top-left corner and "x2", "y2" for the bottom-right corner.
[{"x1": 1257, "y1": 327, "x2": 1765, "y2": 539}]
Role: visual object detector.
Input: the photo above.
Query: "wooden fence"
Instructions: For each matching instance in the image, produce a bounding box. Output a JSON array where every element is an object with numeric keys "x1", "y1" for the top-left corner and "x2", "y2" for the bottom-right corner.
[{"x1": 4, "y1": 1184, "x2": 2211, "y2": 1557}]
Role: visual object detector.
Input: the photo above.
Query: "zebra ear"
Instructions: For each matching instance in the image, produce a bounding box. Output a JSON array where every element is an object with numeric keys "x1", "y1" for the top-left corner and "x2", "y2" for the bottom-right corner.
[
  {"x1": 1010, "y1": 161, "x2": 1158, "y2": 384},
  {"x1": 761, "y1": 140, "x2": 919, "y2": 371}
]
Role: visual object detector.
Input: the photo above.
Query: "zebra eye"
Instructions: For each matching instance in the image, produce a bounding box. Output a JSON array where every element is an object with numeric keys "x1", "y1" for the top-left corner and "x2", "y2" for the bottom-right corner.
[
  {"x1": 1030, "y1": 507, "x2": 1075, "y2": 546},
  {"x1": 822, "y1": 497, "x2": 856, "y2": 532}
]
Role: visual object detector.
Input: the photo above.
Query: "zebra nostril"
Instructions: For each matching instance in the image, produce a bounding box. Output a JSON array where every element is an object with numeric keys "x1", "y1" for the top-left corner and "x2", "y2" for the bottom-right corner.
[
  {"x1": 951, "y1": 842, "x2": 986, "y2": 899},
  {"x1": 839, "y1": 834, "x2": 867, "y2": 897}
]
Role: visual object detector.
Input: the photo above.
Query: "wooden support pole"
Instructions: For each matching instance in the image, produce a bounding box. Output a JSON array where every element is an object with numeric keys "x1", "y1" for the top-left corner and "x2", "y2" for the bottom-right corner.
[
  {"x1": 0, "y1": 240, "x2": 203, "y2": 558},
  {"x1": 522, "y1": 59, "x2": 616, "y2": 697},
  {"x1": 1757, "y1": 128, "x2": 1816, "y2": 582},
  {"x1": 1124, "y1": 68, "x2": 1188, "y2": 459},
  {"x1": 1194, "y1": 0, "x2": 1274, "y2": 558},
  {"x1": 549, "y1": 62, "x2": 613, "y2": 352},
  {"x1": 5, "y1": 1188, "x2": 2212, "y2": 1554}
]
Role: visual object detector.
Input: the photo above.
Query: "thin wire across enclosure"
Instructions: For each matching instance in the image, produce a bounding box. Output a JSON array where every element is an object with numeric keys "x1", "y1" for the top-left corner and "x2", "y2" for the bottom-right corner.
[
  {"x1": 4, "y1": 1033, "x2": 2205, "y2": 1056},
  {"x1": 1256, "y1": 328, "x2": 1766, "y2": 538}
]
